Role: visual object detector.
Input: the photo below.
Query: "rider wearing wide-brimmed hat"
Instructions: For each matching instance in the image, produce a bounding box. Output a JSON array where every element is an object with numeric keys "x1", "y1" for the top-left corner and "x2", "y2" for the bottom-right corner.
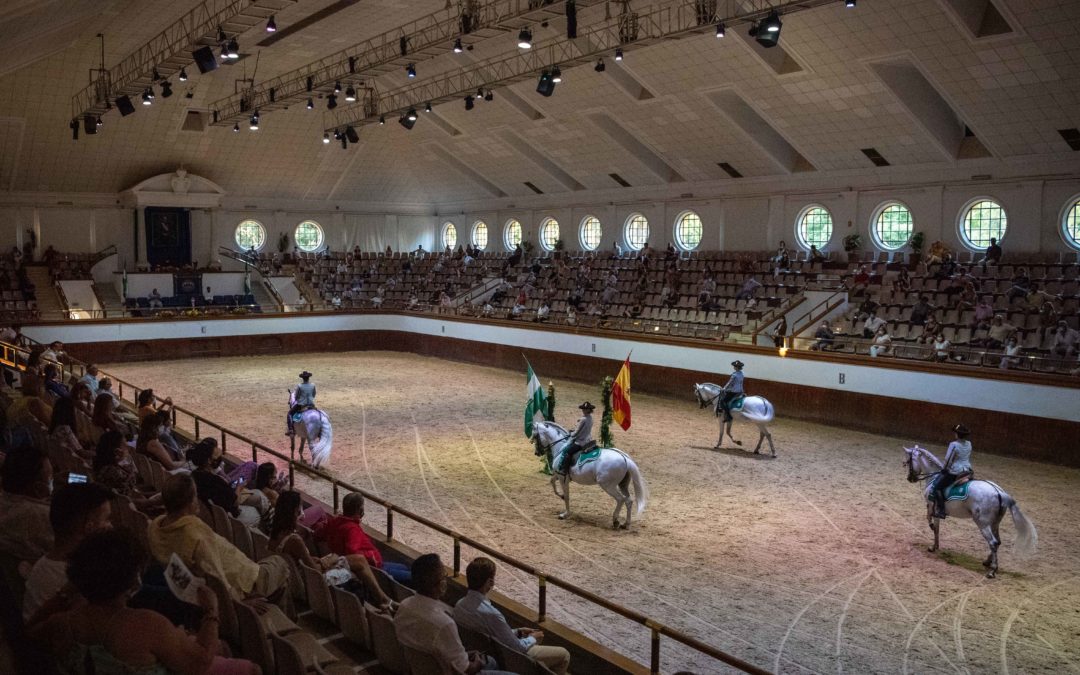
[
  {"x1": 287, "y1": 371, "x2": 317, "y2": 436},
  {"x1": 930, "y1": 424, "x2": 974, "y2": 518},
  {"x1": 716, "y1": 360, "x2": 745, "y2": 422},
  {"x1": 559, "y1": 402, "x2": 596, "y2": 474}
]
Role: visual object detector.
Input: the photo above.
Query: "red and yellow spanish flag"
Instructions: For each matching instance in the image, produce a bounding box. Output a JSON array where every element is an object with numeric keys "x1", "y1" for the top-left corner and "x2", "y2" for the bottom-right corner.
[{"x1": 611, "y1": 356, "x2": 632, "y2": 431}]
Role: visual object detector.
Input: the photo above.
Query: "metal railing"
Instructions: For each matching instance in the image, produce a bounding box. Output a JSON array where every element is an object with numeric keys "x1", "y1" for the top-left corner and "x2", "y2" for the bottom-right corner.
[{"x1": 0, "y1": 339, "x2": 770, "y2": 675}]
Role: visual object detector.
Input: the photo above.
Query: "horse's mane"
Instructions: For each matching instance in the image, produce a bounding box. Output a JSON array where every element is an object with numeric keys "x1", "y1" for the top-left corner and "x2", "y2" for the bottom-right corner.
[
  {"x1": 539, "y1": 420, "x2": 568, "y2": 434},
  {"x1": 909, "y1": 445, "x2": 943, "y2": 468}
]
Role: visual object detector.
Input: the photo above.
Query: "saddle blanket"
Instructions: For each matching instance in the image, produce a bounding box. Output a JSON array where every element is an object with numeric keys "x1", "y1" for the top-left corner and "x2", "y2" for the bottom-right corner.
[
  {"x1": 945, "y1": 481, "x2": 971, "y2": 501},
  {"x1": 729, "y1": 394, "x2": 746, "y2": 411},
  {"x1": 575, "y1": 447, "x2": 602, "y2": 467}
]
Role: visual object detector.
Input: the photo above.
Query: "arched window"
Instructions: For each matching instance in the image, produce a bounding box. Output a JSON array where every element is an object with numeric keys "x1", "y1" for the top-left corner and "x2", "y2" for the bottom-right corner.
[
  {"x1": 674, "y1": 211, "x2": 702, "y2": 250},
  {"x1": 235, "y1": 220, "x2": 266, "y2": 250},
  {"x1": 796, "y1": 205, "x2": 833, "y2": 250},
  {"x1": 472, "y1": 221, "x2": 488, "y2": 250},
  {"x1": 539, "y1": 217, "x2": 560, "y2": 251},
  {"x1": 1064, "y1": 197, "x2": 1080, "y2": 250},
  {"x1": 959, "y1": 198, "x2": 1007, "y2": 249},
  {"x1": 442, "y1": 222, "x2": 458, "y2": 249},
  {"x1": 580, "y1": 216, "x2": 602, "y2": 251},
  {"x1": 504, "y1": 219, "x2": 522, "y2": 250},
  {"x1": 624, "y1": 213, "x2": 649, "y2": 250},
  {"x1": 872, "y1": 202, "x2": 913, "y2": 251},
  {"x1": 294, "y1": 220, "x2": 324, "y2": 252}
]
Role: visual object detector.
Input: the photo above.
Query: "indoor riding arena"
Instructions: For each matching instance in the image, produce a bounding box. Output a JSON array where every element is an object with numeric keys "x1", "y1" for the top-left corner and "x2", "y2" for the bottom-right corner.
[{"x1": 102, "y1": 349, "x2": 1080, "y2": 674}]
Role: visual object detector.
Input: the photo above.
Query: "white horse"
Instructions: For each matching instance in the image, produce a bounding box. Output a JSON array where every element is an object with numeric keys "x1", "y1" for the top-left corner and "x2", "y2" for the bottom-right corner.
[
  {"x1": 288, "y1": 389, "x2": 333, "y2": 469},
  {"x1": 692, "y1": 383, "x2": 776, "y2": 456},
  {"x1": 903, "y1": 445, "x2": 1037, "y2": 578},
  {"x1": 531, "y1": 420, "x2": 649, "y2": 530}
]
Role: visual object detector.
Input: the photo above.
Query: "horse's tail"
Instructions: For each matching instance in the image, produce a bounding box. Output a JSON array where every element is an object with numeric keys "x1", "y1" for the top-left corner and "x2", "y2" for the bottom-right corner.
[
  {"x1": 741, "y1": 397, "x2": 775, "y2": 424},
  {"x1": 627, "y1": 458, "x2": 649, "y2": 517},
  {"x1": 310, "y1": 413, "x2": 333, "y2": 469},
  {"x1": 1005, "y1": 493, "x2": 1037, "y2": 556}
]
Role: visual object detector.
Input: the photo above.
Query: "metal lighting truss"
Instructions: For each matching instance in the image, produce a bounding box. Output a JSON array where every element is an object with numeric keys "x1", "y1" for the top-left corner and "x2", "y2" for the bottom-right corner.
[
  {"x1": 207, "y1": 0, "x2": 608, "y2": 126},
  {"x1": 71, "y1": 0, "x2": 295, "y2": 121},
  {"x1": 325, "y1": 0, "x2": 838, "y2": 133}
]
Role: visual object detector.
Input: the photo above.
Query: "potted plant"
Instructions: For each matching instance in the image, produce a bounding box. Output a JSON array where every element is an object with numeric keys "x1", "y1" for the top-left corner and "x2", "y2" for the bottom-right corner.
[
  {"x1": 907, "y1": 231, "x2": 925, "y2": 266},
  {"x1": 842, "y1": 233, "x2": 862, "y2": 263}
]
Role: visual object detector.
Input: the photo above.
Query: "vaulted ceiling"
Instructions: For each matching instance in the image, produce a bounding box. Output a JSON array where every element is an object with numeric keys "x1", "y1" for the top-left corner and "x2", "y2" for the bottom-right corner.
[{"x1": 0, "y1": 0, "x2": 1078, "y2": 207}]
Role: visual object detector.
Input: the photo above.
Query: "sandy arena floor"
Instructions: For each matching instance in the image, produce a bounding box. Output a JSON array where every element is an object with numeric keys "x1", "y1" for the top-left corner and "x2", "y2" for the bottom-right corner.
[{"x1": 104, "y1": 351, "x2": 1080, "y2": 674}]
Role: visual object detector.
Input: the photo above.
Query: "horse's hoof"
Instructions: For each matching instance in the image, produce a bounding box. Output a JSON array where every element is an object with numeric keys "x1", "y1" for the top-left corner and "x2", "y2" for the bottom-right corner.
[
  {"x1": 986, "y1": 570, "x2": 996, "y2": 579},
  {"x1": 733, "y1": 441, "x2": 743, "y2": 447},
  {"x1": 982, "y1": 559, "x2": 992, "y2": 568},
  {"x1": 928, "y1": 546, "x2": 937, "y2": 553},
  {"x1": 557, "y1": 513, "x2": 568, "y2": 520},
  {"x1": 612, "y1": 522, "x2": 620, "y2": 530},
  {"x1": 753, "y1": 450, "x2": 760, "y2": 454},
  {"x1": 619, "y1": 523, "x2": 628, "y2": 530}
]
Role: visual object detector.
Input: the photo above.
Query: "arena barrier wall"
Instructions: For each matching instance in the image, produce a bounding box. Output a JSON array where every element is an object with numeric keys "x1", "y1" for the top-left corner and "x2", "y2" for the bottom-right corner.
[{"x1": 20, "y1": 311, "x2": 1080, "y2": 465}]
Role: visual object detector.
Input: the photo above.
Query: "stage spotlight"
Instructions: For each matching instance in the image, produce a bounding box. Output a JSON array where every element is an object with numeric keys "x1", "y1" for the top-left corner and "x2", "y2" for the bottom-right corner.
[
  {"x1": 614, "y1": 48, "x2": 623, "y2": 61},
  {"x1": 595, "y1": 58, "x2": 605, "y2": 72},
  {"x1": 764, "y1": 10, "x2": 782, "y2": 32},
  {"x1": 345, "y1": 126, "x2": 359, "y2": 143},
  {"x1": 715, "y1": 22, "x2": 725, "y2": 38},
  {"x1": 220, "y1": 44, "x2": 229, "y2": 60},
  {"x1": 178, "y1": 68, "x2": 188, "y2": 81},
  {"x1": 327, "y1": 94, "x2": 337, "y2": 110},
  {"x1": 152, "y1": 68, "x2": 161, "y2": 81},
  {"x1": 160, "y1": 80, "x2": 173, "y2": 98},
  {"x1": 750, "y1": 12, "x2": 782, "y2": 47},
  {"x1": 464, "y1": 95, "x2": 474, "y2": 110},
  {"x1": 476, "y1": 87, "x2": 484, "y2": 101},
  {"x1": 226, "y1": 39, "x2": 240, "y2": 59},
  {"x1": 345, "y1": 85, "x2": 356, "y2": 102},
  {"x1": 406, "y1": 107, "x2": 418, "y2": 121},
  {"x1": 141, "y1": 88, "x2": 153, "y2": 105},
  {"x1": 249, "y1": 111, "x2": 259, "y2": 130},
  {"x1": 379, "y1": 115, "x2": 385, "y2": 125},
  {"x1": 96, "y1": 116, "x2": 103, "y2": 128},
  {"x1": 233, "y1": 122, "x2": 239, "y2": 132},
  {"x1": 83, "y1": 116, "x2": 97, "y2": 136},
  {"x1": 846, "y1": 0, "x2": 856, "y2": 6},
  {"x1": 551, "y1": 65, "x2": 562, "y2": 83},
  {"x1": 453, "y1": 37, "x2": 463, "y2": 53},
  {"x1": 406, "y1": 63, "x2": 416, "y2": 78},
  {"x1": 517, "y1": 28, "x2": 532, "y2": 49},
  {"x1": 536, "y1": 69, "x2": 555, "y2": 96},
  {"x1": 116, "y1": 96, "x2": 135, "y2": 116},
  {"x1": 266, "y1": 14, "x2": 277, "y2": 32},
  {"x1": 425, "y1": 101, "x2": 432, "y2": 113},
  {"x1": 399, "y1": 113, "x2": 416, "y2": 130},
  {"x1": 334, "y1": 81, "x2": 341, "y2": 93},
  {"x1": 334, "y1": 129, "x2": 342, "y2": 140},
  {"x1": 306, "y1": 98, "x2": 314, "y2": 109},
  {"x1": 323, "y1": 132, "x2": 330, "y2": 144},
  {"x1": 484, "y1": 89, "x2": 493, "y2": 102}
]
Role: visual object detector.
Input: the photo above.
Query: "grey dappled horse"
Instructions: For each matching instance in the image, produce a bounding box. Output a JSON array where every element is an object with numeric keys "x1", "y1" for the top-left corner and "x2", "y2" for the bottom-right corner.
[
  {"x1": 693, "y1": 382, "x2": 776, "y2": 456},
  {"x1": 289, "y1": 389, "x2": 333, "y2": 468}
]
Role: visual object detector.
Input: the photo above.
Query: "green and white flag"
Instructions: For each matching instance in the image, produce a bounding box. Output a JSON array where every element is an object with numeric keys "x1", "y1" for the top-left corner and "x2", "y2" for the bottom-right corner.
[{"x1": 524, "y1": 360, "x2": 547, "y2": 438}]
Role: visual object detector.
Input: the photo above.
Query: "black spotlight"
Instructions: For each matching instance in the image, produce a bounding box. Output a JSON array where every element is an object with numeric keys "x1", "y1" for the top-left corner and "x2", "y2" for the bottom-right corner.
[
  {"x1": 536, "y1": 69, "x2": 555, "y2": 97},
  {"x1": 323, "y1": 132, "x2": 330, "y2": 144},
  {"x1": 334, "y1": 81, "x2": 342, "y2": 93},
  {"x1": 141, "y1": 88, "x2": 153, "y2": 105},
  {"x1": 160, "y1": 80, "x2": 173, "y2": 98},
  {"x1": 406, "y1": 107, "x2": 418, "y2": 121},
  {"x1": 453, "y1": 37, "x2": 463, "y2": 53},
  {"x1": 475, "y1": 87, "x2": 484, "y2": 101},
  {"x1": 406, "y1": 63, "x2": 416, "y2": 78},
  {"x1": 425, "y1": 101, "x2": 432, "y2": 113},
  {"x1": 95, "y1": 116, "x2": 103, "y2": 128},
  {"x1": 70, "y1": 119, "x2": 78, "y2": 140},
  {"x1": 327, "y1": 94, "x2": 337, "y2": 110},
  {"x1": 115, "y1": 95, "x2": 135, "y2": 116},
  {"x1": 484, "y1": 89, "x2": 493, "y2": 102},
  {"x1": 192, "y1": 46, "x2": 218, "y2": 73},
  {"x1": 249, "y1": 111, "x2": 259, "y2": 130},
  {"x1": 266, "y1": 14, "x2": 277, "y2": 32},
  {"x1": 594, "y1": 58, "x2": 605, "y2": 72},
  {"x1": 398, "y1": 113, "x2": 416, "y2": 130},
  {"x1": 83, "y1": 116, "x2": 97, "y2": 136},
  {"x1": 551, "y1": 65, "x2": 562, "y2": 83},
  {"x1": 846, "y1": 0, "x2": 856, "y2": 6},
  {"x1": 764, "y1": 10, "x2": 782, "y2": 32},
  {"x1": 152, "y1": 67, "x2": 161, "y2": 81},
  {"x1": 178, "y1": 67, "x2": 188, "y2": 81},
  {"x1": 345, "y1": 85, "x2": 356, "y2": 102},
  {"x1": 306, "y1": 98, "x2": 314, "y2": 110},
  {"x1": 715, "y1": 22, "x2": 726, "y2": 38},
  {"x1": 614, "y1": 47, "x2": 623, "y2": 61},
  {"x1": 345, "y1": 126, "x2": 360, "y2": 143},
  {"x1": 379, "y1": 115, "x2": 385, "y2": 125},
  {"x1": 464, "y1": 95, "x2": 474, "y2": 110},
  {"x1": 517, "y1": 27, "x2": 532, "y2": 49},
  {"x1": 233, "y1": 122, "x2": 239, "y2": 132},
  {"x1": 749, "y1": 12, "x2": 781, "y2": 48},
  {"x1": 226, "y1": 38, "x2": 239, "y2": 59}
]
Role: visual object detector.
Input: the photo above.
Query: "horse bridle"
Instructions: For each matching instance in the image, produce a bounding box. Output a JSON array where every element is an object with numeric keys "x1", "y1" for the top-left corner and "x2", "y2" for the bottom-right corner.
[
  {"x1": 697, "y1": 388, "x2": 721, "y2": 408},
  {"x1": 535, "y1": 428, "x2": 571, "y2": 454},
  {"x1": 904, "y1": 448, "x2": 938, "y2": 482}
]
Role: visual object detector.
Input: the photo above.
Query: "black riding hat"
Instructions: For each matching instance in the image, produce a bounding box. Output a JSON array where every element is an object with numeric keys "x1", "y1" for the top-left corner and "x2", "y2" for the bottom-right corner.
[
  {"x1": 578, "y1": 401, "x2": 596, "y2": 412},
  {"x1": 953, "y1": 424, "x2": 970, "y2": 437},
  {"x1": 299, "y1": 371, "x2": 313, "y2": 380},
  {"x1": 731, "y1": 360, "x2": 744, "y2": 369}
]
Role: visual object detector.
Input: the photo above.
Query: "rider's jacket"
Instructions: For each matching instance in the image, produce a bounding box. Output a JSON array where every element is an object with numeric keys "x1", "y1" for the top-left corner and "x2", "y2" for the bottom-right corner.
[
  {"x1": 295, "y1": 382, "x2": 317, "y2": 407},
  {"x1": 944, "y1": 440, "x2": 972, "y2": 474},
  {"x1": 723, "y1": 370, "x2": 744, "y2": 394},
  {"x1": 571, "y1": 414, "x2": 594, "y2": 446}
]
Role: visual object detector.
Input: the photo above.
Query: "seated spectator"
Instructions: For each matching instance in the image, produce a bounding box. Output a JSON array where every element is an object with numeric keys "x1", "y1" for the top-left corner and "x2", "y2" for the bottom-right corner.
[
  {"x1": 769, "y1": 316, "x2": 787, "y2": 349},
  {"x1": 92, "y1": 431, "x2": 141, "y2": 497},
  {"x1": 735, "y1": 276, "x2": 762, "y2": 302},
  {"x1": 0, "y1": 444, "x2": 54, "y2": 562},
  {"x1": 137, "y1": 412, "x2": 188, "y2": 472},
  {"x1": 868, "y1": 325, "x2": 893, "y2": 358},
  {"x1": 659, "y1": 284, "x2": 675, "y2": 308},
  {"x1": 979, "y1": 236, "x2": 1002, "y2": 271},
  {"x1": 148, "y1": 288, "x2": 163, "y2": 309},
  {"x1": 28, "y1": 528, "x2": 256, "y2": 675},
  {"x1": 148, "y1": 474, "x2": 291, "y2": 613},
  {"x1": 315, "y1": 492, "x2": 413, "y2": 584},
  {"x1": 535, "y1": 302, "x2": 551, "y2": 322},
  {"x1": 78, "y1": 364, "x2": 100, "y2": 396},
  {"x1": 1005, "y1": 268, "x2": 1031, "y2": 302},
  {"x1": 49, "y1": 396, "x2": 95, "y2": 468},
  {"x1": 850, "y1": 297, "x2": 880, "y2": 327},
  {"x1": 931, "y1": 332, "x2": 952, "y2": 362},
  {"x1": 810, "y1": 322, "x2": 835, "y2": 351},
  {"x1": 20, "y1": 347, "x2": 44, "y2": 397},
  {"x1": 970, "y1": 297, "x2": 994, "y2": 330},
  {"x1": 565, "y1": 306, "x2": 577, "y2": 326},
  {"x1": 1037, "y1": 301, "x2": 1059, "y2": 336},
  {"x1": 22, "y1": 482, "x2": 113, "y2": 620},
  {"x1": 914, "y1": 318, "x2": 941, "y2": 345},
  {"x1": 849, "y1": 266, "x2": 871, "y2": 296},
  {"x1": 983, "y1": 314, "x2": 1016, "y2": 349},
  {"x1": 1050, "y1": 320, "x2": 1079, "y2": 358},
  {"x1": 269, "y1": 490, "x2": 395, "y2": 609},
  {"x1": 395, "y1": 553, "x2": 513, "y2": 675},
  {"x1": 909, "y1": 296, "x2": 936, "y2": 326},
  {"x1": 41, "y1": 341, "x2": 66, "y2": 365},
  {"x1": 137, "y1": 388, "x2": 172, "y2": 423},
  {"x1": 1024, "y1": 283, "x2": 1058, "y2": 310},
  {"x1": 188, "y1": 438, "x2": 264, "y2": 527},
  {"x1": 251, "y1": 462, "x2": 282, "y2": 507},
  {"x1": 42, "y1": 364, "x2": 70, "y2": 400},
  {"x1": 955, "y1": 281, "x2": 977, "y2": 310},
  {"x1": 861, "y1": 311, "x2": 886, "y2": 339},
  {"x1": 892, "y1": 266, "x2": 910, "y2": 294},
  {"x1": 454, "y1": 557, "x2": 570, "y2": 675},
  {"x1": 157, "y1": 410, "x2": 188, "y2": 462},
  {"x1": 999, "y1": 335, "x2": 1023, "y2": 370},
  {"x1": 809, "y1": 245, "x2": 825, "y2": 263},
  {"x1": 510, "y1": 300, "x2": 526, "y2": 318},
  {"x1": 69, "y1": 381, "x2": 95, "y2": 419}
]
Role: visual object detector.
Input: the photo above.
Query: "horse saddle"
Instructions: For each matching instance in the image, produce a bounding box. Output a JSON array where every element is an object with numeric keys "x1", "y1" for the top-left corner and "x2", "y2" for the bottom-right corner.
[
  {"x1": 574, "y1": 447, "x2": 602, "y2": 467},
  {"x1": 946, "y1": 475, "x2": 974, "y2": 501}
]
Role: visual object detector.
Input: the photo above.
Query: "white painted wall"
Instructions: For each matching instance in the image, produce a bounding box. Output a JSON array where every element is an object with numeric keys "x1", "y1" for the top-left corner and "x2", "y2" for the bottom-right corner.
[
  {"x1": 22, "y1": 314, "x2": 1078, "y2": 423},
  {"x1": 57, "y1": 280, "x2": 101, "y2": 318}
]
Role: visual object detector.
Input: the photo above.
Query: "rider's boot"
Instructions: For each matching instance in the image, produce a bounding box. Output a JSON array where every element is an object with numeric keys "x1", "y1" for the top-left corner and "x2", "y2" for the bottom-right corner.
[{"x1": 933, "y1": 493, "x2": 947, "y2": 519}]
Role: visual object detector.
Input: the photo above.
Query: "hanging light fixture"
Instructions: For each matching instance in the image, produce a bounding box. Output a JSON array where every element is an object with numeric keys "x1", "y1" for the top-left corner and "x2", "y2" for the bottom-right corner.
[
  {"x1": 345, "y1": 85, "x2": 356, "y2": 102},
  {"x1": 406, "y1": 63, "x2": 416, "y2": 78},
  {"x1": 551, "y1": 65, "x2": 562, "y2": 83},
  {"x1": 715, "y1": 22, "x2": 726, "y2": 38},
  {"x1": 233, "y1": 122, "x2": 240, "y2": 132},
  {"x1": 379, "y1": 115, "x2": 385, "y2": 125},
  {"x1": 425, "y1": 101, "x2": 432, "y2": 113},
  {"x1": 323, "y1": 132, "x2": 330, "y2": 144},
  {"x1": 453, "y1": 37, "x2": 463, "y2": 53},
  {"x1": 141, "y1": 88, "x2": 153, "y2": 105},
  {"x1": 249, "y1": 111, "x2": 259, "y2": 130},
  {"x1": 226, "y1": 38, "x2": 239, "y2": 59},
  {"x1": 327, "y1": 94, "x2": 337, "y2": 110},
  {"x1": 406, "y1": 107, "x2": 418, "y2": 121},
  {"x1": 614, "y1": 48, "x2": 623, "y2": 61},
  {"x1": 517, "y1": 28, "x2": 532, "y2": 49},
  {"x1": 178, "y1": 67, "x2": 188, "y2": 81},
  {"x1": 306, "y1": 98, "x2": 314, "y2": 110},
  {"x1": 266, "y1": 15, "x2": 277, "y2": 32}
]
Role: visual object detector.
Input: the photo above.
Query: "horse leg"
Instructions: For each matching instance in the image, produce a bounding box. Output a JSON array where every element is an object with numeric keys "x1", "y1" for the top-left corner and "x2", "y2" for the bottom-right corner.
[
  {"x1": 617, "y1": 473, "x2": 633, "y2": 530},
  {"x1": 981, "y1": 514, "x2": 1002, "y2": 578},
  {"x1": 927, "y1": 506, "x2": 940, "y2": 552},
  {"x1": 727, "y1": 419, "x2": 742, "y2": 447},
  {"x1": 715, "y1": 419, "x2": 724, "y2": 448},
  {"x1": 752, "y1": 428, "x2": 764, "y2": 454},
  {"x1": 550, "y1": 475, "x2": 562, "y2": 499},
  {"x1": 557, "y1": 477, "x2": 571, "y2": 520}
]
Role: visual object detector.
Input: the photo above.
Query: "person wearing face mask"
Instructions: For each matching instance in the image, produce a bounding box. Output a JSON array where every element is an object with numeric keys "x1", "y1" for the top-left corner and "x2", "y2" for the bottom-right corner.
[{"x1": 0, "y1": 444, "x2": 55, "y2": 563}]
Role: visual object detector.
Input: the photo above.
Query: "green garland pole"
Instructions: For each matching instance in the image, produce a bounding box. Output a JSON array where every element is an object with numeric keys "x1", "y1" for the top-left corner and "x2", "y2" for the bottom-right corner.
[
  {"x1": 600, "y1": 376, "x2": 614, "y2": 448},
  {"x1": 539, "y1": 381, "x2": 556, "y2": 475}
]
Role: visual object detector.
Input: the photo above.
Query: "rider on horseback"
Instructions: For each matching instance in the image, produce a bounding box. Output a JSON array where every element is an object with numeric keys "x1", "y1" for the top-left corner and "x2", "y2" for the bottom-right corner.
[
  {"x1": 929, "y1": 424, "x2": 973, "y2": 518},
  {"x1": 715, "y1": 360, "x2": 745, "y2": 423},
  {"x1": 558, "y1": 402, "x2": 595, "y2": 475},
  {"x1": 286, "y1": 371, "x2": 317, "y2": 436}
]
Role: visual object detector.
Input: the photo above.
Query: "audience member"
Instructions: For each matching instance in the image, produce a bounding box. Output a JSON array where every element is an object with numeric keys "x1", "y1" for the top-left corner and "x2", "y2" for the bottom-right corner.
[
  {"x1": 137, "y1": 412, "x2": 188, "y2": 472},
  {"x1": 251, "y1": 462, "x2": 281, "y2": 507},
  {"x1": 810, "y1": 322, "x2": 835, "y2": 351},
  {"x1": 137, "y1": 388, "x2": 172, "y2": 423},
  {"x1": 454, "y1": 557, "x2": 570, "y2": 674},
  {"x1": 1050, "y1": 320, "x2": 1079, "y2": 358},
  {"x1": 999, "y1": 336, "x2": 1023, "y2": 370},
  {"x1": 394, "y1": 553, "x2": 513, "y2": 675},
  {"x1": 0, "y1": 444, "x2": 54, "y2": 562},
  {"x1": 983, "y1": 314, "x2": 1016, "y2": 349},
  {"x1": 188, "y1": 438, "x2": 263, "y2": 526},
  {"x1": 970, "y1": 297, "x2": 994, "y2": 329},
  {"x1": 315, "y1": 492, "x2": 413, "y2": 584},
  {"x1": 979, "y1": 236, "x2": 1002, "y2": 271},
  {"x1": 931, "y1": 332, "x2": 952, "y2": 362},
  {"x1": 48, "y1": 396, "x2": 95, "y2": 470},
  {"x1": 735, "y1": 276, "x2": 762, "y2": 302},
  {"x1": 892, "y1": 266, "x2": 910, "y2": 294},
  {"x1": 809, "y1": 245, "x2": 825, "y2": 263},
  {"x1": 861, "y1": 311, "x2": 886, "y2": 339},
  {"x1": 1005, "y1": 267, "x2": 1031, "y2": 302},
  {"x1": 148, "y1": 288, "x2": 163, "y2": 310},
  {"x1": 42, "y1": 364, "x2": 70, "y2": 400},
  {"x1": 909, "y1": 296, "x2": 936, "y2": 326},
  {"x1": 78, "y1": 365, "x2": 100, "y2": 396},
  {"x1": 868, "y1": 325, "x2": 893, "y2": 358}
]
